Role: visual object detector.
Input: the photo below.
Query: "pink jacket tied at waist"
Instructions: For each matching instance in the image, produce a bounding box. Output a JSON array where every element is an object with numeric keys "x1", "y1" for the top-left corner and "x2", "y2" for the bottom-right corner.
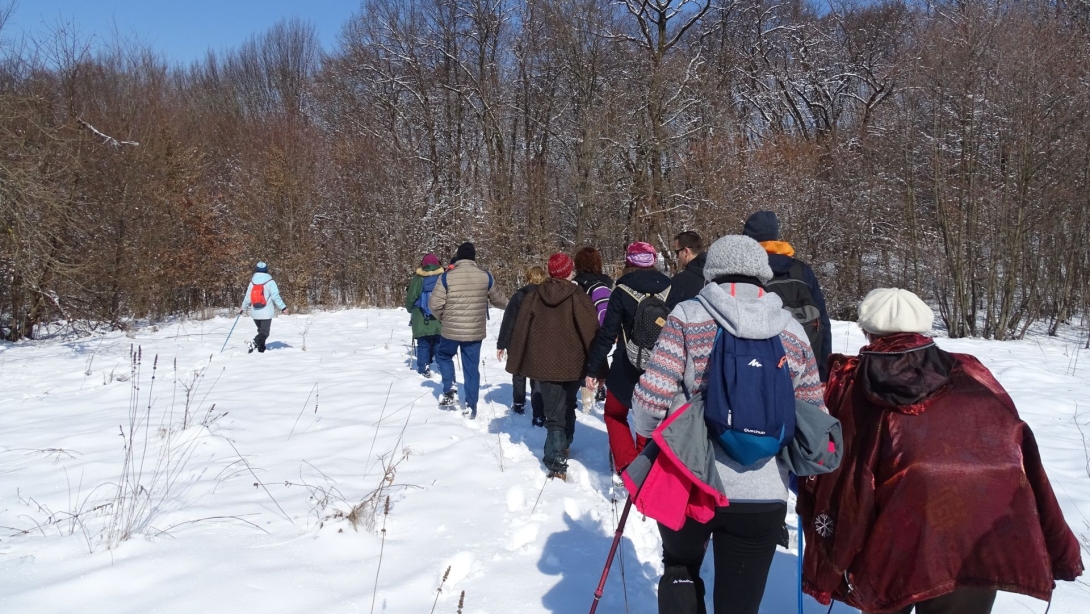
[{"x1": 622, "y1": 399, "x2": 729, "y2": 531}]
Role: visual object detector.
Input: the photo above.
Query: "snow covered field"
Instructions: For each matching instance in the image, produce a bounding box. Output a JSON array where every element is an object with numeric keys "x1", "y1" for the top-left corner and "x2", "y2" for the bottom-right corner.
[{"x1": 1, "y1": 308, "x2": 1087, "y2": 614}]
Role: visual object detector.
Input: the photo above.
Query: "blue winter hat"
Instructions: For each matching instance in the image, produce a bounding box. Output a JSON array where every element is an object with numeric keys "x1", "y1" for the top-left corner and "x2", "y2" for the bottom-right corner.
[{"x1": 255, "y1": 261, "x2": 269, "y2": 273}]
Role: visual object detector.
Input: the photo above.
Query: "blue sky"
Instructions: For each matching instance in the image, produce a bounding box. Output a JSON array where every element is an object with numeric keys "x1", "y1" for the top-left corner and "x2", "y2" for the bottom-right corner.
[{"x1": 5, "y1": 0, "x2": 361, "y2": 64}]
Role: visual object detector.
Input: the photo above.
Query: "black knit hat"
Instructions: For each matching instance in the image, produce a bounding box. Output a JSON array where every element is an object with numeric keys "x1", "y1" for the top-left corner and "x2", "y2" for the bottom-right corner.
[
  {"x1": 453, "y1": 242, "x2": 476, "y2": 263},
  {"x1": 742, "y1": 211, "x2": 780, "y2": 243}
]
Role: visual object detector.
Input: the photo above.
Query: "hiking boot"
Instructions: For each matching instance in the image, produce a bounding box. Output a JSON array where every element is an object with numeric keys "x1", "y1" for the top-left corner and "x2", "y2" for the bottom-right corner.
[
  {"x1": 463, "y1": 406, "x2": 477, "y2": 419},
  {"x1": 246, "y1": 340, "x2": 255, "y2": 354},
  {"x1": 438, "y1": 391, "x2": 457, "y2": 408},
  {"x1": 547, "y1": 470, "x2": 567, "y2": 482},
  {"x1": 421, "y1": 367, "x2": 433, "y2": 379},
  {"x1": 532, "y1": 416, "x2": 545, "y2": 428},
  {"x1": 511, "y1": 403, "x2": 525, "y2": 415}
]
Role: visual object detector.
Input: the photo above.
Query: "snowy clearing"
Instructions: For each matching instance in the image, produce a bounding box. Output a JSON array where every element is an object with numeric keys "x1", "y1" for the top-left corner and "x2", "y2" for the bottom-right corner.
[{"x1": 1, "y1": 309, "x2": 1088, "y2": 613}]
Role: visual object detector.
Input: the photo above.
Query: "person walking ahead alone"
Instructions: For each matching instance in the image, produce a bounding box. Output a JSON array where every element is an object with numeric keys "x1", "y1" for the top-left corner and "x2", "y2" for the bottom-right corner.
[
  {"x1": 404, "y1": 253, "x2": 444, "y2": 377},
  {"x1": 240, "y1": 261, "x2": 288, "y2": 353},
  {"x1": 429, "y1": 242, "x2": 508, "y2": 418},
  {"x1": 506, "y1": 253, "x2": 599, "y2": 479}
]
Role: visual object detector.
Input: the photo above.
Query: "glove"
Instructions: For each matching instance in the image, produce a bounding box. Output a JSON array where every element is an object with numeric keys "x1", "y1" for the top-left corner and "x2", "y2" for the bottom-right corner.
[{"x1": 281, "y1": 307, "x2": 289, "y2": 315}]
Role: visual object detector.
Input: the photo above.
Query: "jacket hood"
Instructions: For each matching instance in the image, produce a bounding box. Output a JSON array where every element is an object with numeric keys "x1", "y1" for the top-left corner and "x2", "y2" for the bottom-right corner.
[
  {"x1": 616, "y1": 269, "x2": 671, "y2": 294},
  {"x1": 761, "y1": 241, "x2": 795, "y2": 258},
  {"x1": 251, "y1": 272, "x2": 273, "y2": 284},
  {"x1": 858, "y1": 332, "x2": 955, "y2": 413},
  {"x1": 537, "y1": 277, "x2": 579, "y2": 306},
  {"x1": 416, "y1": 266, "x2": 444, "y2": 277},
  {"x1": 695, "y1": 282, "x2": 793, "y2": 340}
]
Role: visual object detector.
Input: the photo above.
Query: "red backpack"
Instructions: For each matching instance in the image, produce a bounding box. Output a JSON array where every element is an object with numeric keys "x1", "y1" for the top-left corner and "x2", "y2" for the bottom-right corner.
[{"x1": 250, "y1": 282, "x2": 267, "y2": 310}]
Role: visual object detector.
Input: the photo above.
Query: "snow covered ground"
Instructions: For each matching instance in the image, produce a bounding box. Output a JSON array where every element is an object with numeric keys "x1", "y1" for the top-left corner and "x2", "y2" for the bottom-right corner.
[{"x1": 1, "y1": 308, "x2": 1087, "y2": 614}]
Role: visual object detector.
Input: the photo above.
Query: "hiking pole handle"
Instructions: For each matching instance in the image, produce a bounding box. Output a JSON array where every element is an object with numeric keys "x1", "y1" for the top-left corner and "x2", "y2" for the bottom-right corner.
[{"x1": 589, "y1": 497, "x2": 634, "y2": 614}]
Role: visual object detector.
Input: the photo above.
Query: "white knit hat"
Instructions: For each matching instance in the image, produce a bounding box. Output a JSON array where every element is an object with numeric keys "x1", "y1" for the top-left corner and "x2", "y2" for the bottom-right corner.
[{"x1": 857, "y1": 288, "x2": 934, "y2": 336}]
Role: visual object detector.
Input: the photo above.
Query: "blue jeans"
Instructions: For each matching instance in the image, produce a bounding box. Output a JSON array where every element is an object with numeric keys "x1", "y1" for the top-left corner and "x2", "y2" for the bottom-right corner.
[
  {"x1": 415, "y1": 335, "x2": 440, "y2": 373},
  {"x1": 437, "y1": 338, "x2": 482, "y2": 410}
]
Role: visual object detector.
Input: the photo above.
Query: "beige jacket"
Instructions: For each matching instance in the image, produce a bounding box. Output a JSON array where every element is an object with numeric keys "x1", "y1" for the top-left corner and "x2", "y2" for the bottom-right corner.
[{"x1": 428, "y1": 260, "x2": 508, "y2": 342}]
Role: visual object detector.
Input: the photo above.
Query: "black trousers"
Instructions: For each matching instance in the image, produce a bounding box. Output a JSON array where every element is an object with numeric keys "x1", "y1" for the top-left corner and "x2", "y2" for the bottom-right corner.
[
  {"x1": 658, "y1": 503, "x2": 787, "y2": 614},
  {"x1": 538, "y1": 380, "x2": 579, "y2": 471},
  {"x1": 512, "y1": 375, "x2": 545, "y2": 421},
  {"x1": 253, "y1": 319, "x2": 271, "y2": 352},
  {"x1": 864, "y1": 588, "x2": 998, "y2": 614}
]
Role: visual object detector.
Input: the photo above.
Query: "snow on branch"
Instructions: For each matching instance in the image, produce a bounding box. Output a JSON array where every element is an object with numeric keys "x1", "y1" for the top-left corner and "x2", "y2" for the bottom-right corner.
[{"x1": 77, "y1": 118, "x2": 140, "y2": 147}]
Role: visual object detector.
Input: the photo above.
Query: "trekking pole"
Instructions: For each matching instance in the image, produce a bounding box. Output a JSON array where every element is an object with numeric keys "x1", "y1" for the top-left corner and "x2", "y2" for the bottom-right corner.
[
  {"x1": 220, "y1": 313, "x2": 242, "y2": 354},
  {"x1": 588, "y1": 496, "x2": 634, "y2": 614},
  {"x1": 797, "y1": 521, "x2": 805, "y2": 614}
]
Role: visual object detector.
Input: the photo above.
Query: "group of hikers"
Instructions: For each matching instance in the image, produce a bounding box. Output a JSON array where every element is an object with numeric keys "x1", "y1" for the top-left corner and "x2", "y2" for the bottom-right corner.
[{"x1": 248, "y1": 211, "x2": 1084, "y2": 614}]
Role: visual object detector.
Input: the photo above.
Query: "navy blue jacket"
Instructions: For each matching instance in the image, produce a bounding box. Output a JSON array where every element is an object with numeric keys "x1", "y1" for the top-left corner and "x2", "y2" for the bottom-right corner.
[{"x1": 768, "y1": 253, "x2": 832, "y2": 381}]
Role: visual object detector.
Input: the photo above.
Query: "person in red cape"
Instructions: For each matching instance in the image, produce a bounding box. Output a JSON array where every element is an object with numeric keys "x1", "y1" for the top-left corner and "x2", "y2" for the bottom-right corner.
[{"x1": 798, "y1": 288, "x2": 1083, "y2": 614}]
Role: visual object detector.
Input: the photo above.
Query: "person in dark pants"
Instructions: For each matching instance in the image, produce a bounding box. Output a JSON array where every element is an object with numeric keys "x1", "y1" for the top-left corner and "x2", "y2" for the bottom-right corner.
[
  {"x1": 629, "y1": 235, "x2": 826, "y2": 614},
  {"x1": 497, "y1": 265, "x2": 547, "y2": 425},
  {"x1": 506, "y1": 253, "x2": 599, "y2": 478},
  {"x1": 658, "y1": 504, "x2": 787, "y2": 614},
  {"x1": 240, "y1": 261, "x2": 288, "y2": 353}
]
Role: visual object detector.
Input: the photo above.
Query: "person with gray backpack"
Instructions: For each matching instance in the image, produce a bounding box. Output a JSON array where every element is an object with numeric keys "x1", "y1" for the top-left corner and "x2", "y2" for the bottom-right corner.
[
  {"x1": 743, "y1": 211, "x2": 832, "y2": 381},
  {"x1": 585, "y1": 242, "x2": 671, "y2": 474}
]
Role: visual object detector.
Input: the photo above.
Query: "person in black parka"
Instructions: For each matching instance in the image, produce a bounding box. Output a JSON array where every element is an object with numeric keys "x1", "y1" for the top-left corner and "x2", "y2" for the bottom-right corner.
[
  {"x1": 585, "y1": 242, "x2": 671, "y2": 473},
  {"x1": 497, "y1": 265, "x2": 547, "y2": 425},
  {"x1": 666, "y1": 230, "x2": 707, "y2": 310}
]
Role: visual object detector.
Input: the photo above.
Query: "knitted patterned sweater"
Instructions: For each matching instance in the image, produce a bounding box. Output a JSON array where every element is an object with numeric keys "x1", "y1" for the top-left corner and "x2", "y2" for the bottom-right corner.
[{"x1": 631, "y1": 281, "x2": 825, "y2": 503}]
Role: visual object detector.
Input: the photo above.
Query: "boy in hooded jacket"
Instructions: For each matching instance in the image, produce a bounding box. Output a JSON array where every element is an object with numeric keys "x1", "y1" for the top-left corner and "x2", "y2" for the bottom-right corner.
[
  {"x1": 240, "y1": 261, "x2": 288, "y2": 353},
  {"x1": 404, "y1": 254, "x2": 444, "y2": 377},
  {"x1": 506, "y1": 254, "x2": 600, "y2": 478}
]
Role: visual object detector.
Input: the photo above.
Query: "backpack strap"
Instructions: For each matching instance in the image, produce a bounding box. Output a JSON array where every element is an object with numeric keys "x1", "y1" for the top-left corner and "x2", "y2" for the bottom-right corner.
[
  {"x1": 617, "y1": 284, "x2": 647, "y2": 303},
  {"x1": 441, "y1": 272, "x2": 448, "y2": 291},
  {"x1": 487, "y1": 272, "x2": 494, "y2": 290}
]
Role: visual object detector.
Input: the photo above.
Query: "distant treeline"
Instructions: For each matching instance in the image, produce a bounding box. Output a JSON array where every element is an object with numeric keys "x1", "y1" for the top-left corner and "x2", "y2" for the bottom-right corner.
[{"x1": 2, "y1": 0, "x2": 1089, "y2": 341}]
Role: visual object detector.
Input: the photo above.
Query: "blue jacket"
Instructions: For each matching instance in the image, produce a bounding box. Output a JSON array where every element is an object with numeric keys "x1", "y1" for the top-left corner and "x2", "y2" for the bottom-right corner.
[{"x1": 241, "y1": 273, "x2": 287, "y2": 320}]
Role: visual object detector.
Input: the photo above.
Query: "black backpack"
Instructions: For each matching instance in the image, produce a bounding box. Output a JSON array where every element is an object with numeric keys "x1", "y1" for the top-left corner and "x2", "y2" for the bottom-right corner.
[
  {"x1": 617, "y1": 285, "x2": 671, "y2": 370},
  {"x1": 765, "y1": 260, "x2": 823, "y2": 359}
]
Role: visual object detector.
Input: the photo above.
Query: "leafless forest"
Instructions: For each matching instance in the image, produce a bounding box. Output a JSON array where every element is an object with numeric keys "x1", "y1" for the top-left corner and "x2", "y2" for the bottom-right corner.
[{"x1": 2, "y1": 0, "x2": 1089, "y2": 342}]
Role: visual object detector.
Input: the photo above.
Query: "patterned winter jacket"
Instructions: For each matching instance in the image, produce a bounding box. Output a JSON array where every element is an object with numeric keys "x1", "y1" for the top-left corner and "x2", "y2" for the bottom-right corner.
[
  {"x1": 630, "y1": 281, "x2": 825, "y2": 508},
  {"x1": 428, "y1": 260, "x2": 508, "y2": 342}
]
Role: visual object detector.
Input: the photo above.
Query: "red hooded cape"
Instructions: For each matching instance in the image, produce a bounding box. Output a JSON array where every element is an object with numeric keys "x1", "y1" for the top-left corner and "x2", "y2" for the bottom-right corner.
[{"x1": 798, "y1": 333, "x2": 1083, "y2": 613}]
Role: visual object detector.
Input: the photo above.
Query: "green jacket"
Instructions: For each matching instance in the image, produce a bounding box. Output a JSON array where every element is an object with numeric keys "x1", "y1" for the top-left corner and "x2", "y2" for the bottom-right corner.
[{"x1": 404, "y1": 266, "x2": 444, "y2": 338}]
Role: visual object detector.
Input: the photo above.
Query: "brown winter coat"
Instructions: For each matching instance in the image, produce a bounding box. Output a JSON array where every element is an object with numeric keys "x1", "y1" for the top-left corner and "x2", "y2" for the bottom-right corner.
[
  {"x1": 506, "y1": 278, "x2": 600, "y2": 382},
  {"x1": 428, "y1": 260, "x2": 508, "y2": 342}
]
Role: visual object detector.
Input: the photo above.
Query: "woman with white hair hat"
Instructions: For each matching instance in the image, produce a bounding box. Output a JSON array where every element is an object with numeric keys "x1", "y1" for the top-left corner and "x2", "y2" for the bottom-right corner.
[{"x1": 798, "y1": 288, "x2": 1083, "y2": 614}]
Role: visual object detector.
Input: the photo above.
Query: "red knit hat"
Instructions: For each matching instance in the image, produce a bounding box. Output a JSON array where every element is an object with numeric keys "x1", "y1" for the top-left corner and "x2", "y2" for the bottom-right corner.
[
  {"x1": 548, "y1": 253, "x2": 574, "y2": 279},
  {"x1": 626, "y1": 242, "x2": 658, "y2": 268}
]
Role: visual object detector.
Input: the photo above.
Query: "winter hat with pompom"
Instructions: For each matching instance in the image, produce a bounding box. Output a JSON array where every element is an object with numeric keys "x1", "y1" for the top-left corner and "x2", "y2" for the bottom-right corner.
[
  {"x1": 255, "y1": 261, "x2": 269, "y2": 273},
  {"x1": 548, "y1": 253, "x2": 575, "y2": 279},
  {"x1": 625, "y1": 242, "x2": 658, "y2": 268},
  {"x1": 702, "y1": 235, "x2": 773, "y2": 284},
  {"x1": 857, "y1": 288, "x2": 934, "y2": 336}
]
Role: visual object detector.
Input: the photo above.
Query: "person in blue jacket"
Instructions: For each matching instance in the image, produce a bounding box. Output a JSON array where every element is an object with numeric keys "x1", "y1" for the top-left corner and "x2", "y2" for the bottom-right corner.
[{"x1": 240, "y1": 261, "x2": 288, "y2": 353}]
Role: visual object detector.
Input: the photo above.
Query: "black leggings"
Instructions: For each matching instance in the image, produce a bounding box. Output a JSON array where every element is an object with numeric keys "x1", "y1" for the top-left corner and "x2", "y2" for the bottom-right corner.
[
  {"x1": 658, "y1": 503, "x2": 787, "y2": 614},
  {"x1": 864, "y1": 588, "x2": 997, "y2": 614}
]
